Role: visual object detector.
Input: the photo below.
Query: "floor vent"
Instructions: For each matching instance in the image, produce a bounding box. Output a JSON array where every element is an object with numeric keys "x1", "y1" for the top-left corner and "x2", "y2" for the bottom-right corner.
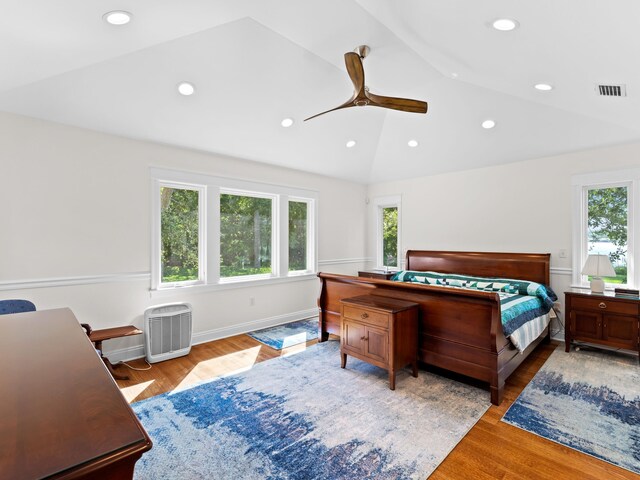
[
  {"x1": 144, "y1": 303, "x2": 193, "y2": 363},
  {"x1": 597, "y1": 84, "x2": 627, "y2": 97}
]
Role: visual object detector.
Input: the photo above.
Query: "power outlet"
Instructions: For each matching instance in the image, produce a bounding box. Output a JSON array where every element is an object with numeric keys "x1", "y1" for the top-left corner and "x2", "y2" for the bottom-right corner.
[
  {"x1": 249, "y1": 296, "x2": 255, "y2": 306},
  {"x1": 559, "y1": 249, "x2": 568, "y2": 259}
]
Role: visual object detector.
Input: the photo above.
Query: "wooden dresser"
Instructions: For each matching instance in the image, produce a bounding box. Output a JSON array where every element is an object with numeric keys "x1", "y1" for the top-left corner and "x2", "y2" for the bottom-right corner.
[
  {"x1": 340, "y1": 295, "x2": 419, "y2": 389},
  {"x1": 0, "y1": 308, "x2": 152, "y2": 479},
  {"x1": 565, "y1": 290, "x2": 640, "y2": 362}
]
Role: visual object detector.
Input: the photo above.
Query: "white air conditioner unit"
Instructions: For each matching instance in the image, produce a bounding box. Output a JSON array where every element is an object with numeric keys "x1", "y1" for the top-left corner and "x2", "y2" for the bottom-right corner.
[{"x1": 144, "y1": 303, "x2": 193, "y2": 363}]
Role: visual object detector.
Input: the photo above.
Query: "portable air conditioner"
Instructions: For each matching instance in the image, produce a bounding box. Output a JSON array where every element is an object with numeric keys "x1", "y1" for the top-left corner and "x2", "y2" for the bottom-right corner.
[{"x1": 144, "y1": 303, "x2": 193, "y2": 363}]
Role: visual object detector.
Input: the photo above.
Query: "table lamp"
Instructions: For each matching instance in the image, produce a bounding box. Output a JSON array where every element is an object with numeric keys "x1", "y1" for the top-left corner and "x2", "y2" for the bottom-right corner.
[{"x1": 581, "y1": 254, "x2": 616, "y2": 293}]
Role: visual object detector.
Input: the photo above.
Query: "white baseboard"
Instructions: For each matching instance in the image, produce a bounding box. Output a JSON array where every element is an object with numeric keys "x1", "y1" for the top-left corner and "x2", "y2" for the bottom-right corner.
[{"x1": 104, "y1": 307, "x2": 319, "y2": 363}]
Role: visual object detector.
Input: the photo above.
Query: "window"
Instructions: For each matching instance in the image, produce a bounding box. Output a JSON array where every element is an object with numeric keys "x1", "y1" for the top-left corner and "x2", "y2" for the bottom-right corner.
[
  {"x1": 585, "y1": 185, "x2": 629, "y2": 284},
  {"x1": 220, "y1": 192, "x2": 274, "y2": 279},
  {"x1": 382, "y1": 206, "x2": 399, "y2": 268},
  {"x1": 151, "y1": 168, "x2": 317, "y2": 291},
  {"x1": 159, "y1": 184, "x2": 204, "y2": 287},
  {"x1": 289, "y1": 200, "x2": 309, "y2": 272},
  {"x1": 373, "y1": 196, "x2": 401, "y2": 270},
  {"x1": 572, "y1": 169, "x2": 638, "y2": 289}
]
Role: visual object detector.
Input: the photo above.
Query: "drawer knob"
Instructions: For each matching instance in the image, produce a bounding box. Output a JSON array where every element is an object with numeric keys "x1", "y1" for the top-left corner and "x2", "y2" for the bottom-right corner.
[
  {"x1": 598, "y1": 302, "x2": 607, "y2": 309},
  {"x1": 361, "y1": 312, "x2": 369, "y2": 319}
]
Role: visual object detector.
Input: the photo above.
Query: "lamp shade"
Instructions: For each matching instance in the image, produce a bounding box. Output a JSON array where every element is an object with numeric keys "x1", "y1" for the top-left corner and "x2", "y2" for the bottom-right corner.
[{"x1": 581, "y1": 254, "x2": 616, "y2": 277}]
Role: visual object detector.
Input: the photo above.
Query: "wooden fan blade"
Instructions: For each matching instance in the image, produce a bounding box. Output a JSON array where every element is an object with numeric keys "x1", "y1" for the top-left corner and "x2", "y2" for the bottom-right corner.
[
  {"x1": 304, "y1": 98, "x2": 355, "y2": 121},
  {"x1": 344, "y1": 52, "x2": 365, "y2": 95},
  {"x1": 366, "y1": 91, "x2": 428, "y2": 114}
]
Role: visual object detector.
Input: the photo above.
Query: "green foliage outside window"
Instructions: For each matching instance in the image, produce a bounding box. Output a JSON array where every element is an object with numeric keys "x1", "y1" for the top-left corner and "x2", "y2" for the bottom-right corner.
[
  {"x1": 587, "y1": 186, "x2": 628, "y2": 284},
  {"x1": 289, "y1": 201, "x2": 308, "y2": 271},
  {"x1": 382, "y1": 207, "x2": 398, "y2": 267},
  {"x1": 161, "y1": 187, "x2": 199, "y2": 283},
  {"x1": 220, "y1": 194, "x2": 272, "y2": 277}
]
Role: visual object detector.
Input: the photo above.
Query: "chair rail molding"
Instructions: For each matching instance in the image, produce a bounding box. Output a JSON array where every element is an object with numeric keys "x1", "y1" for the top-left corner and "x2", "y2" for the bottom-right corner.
[
  {"x1": 318, "y1": 257, "x2": 372, "y2": 266},
  {"x1": 0, "y1": 272, "x2": 151, "y2": 291}
]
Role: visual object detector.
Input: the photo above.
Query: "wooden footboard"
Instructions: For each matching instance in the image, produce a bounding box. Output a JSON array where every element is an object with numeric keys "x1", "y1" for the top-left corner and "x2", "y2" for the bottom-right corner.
[{"x1": 317, "y1": 249, "x2": 552, "y2": 406}]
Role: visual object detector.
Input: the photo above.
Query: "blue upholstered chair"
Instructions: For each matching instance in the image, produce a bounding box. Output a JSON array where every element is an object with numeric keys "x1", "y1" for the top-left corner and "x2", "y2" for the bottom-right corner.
[{"x1": 0, "y1": 299, "x2": 36, "y2": 315}]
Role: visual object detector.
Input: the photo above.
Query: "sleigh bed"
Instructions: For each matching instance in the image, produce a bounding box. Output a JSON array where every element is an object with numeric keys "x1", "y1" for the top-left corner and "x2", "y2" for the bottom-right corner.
[{"x1": 317, "y1": 250, "x2": 553, "y2": 405}]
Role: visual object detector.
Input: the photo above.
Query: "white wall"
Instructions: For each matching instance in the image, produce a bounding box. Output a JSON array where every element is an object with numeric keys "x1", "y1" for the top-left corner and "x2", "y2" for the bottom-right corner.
[
  {"x1": 0, "y1": 112, "x2": 369, "y2": 359},
  {"x1": 366, "y1": 142, "x2": 640, "y2": 336}
]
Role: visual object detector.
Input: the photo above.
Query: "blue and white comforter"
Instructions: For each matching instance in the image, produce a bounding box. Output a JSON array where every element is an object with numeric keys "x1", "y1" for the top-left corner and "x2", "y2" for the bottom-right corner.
[{"x1": 391, "y1": 270, "x2": 557, "y2": 351}]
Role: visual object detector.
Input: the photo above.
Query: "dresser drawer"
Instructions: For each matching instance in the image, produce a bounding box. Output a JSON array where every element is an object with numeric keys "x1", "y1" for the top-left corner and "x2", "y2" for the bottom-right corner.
[
  {"x1": 571, "y1": 296, "x2": 639, "y2": 316},
  {"x1": 342, "y1": 305, "x2": 389, "y2": 328}
]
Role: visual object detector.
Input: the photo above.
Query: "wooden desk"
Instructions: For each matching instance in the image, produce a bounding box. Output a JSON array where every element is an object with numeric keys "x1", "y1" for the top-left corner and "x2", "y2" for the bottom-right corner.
[{"x1": 0, "y1": 308, "x2": 152, "y2": 479}]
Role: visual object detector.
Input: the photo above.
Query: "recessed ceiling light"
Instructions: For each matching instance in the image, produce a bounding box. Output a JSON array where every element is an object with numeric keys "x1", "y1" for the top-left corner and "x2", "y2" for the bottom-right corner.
[
  {"x1": 451, "y1": 72, "x2": 459, "y2": 79},
  {"x1": 482, "y1": 119, "x2": 496, "y2": 129},
  {"x1": 103, "y1": 11, "x2": 132, "y2": 26},
  {"x1": 177, "y1": 82, "x2": 195, "y2": 96},
  {"x1": 491, "y1": 18, "x2": 518, "y2": 31},
  {"x1": 346, "y1": 140, "x2": 357, "y2": 148},
  {"x1": 281, "y1": 118, "x2": 294, "y2": 128},
  {"x1": 534, "y1": 83, "x2": 554, "y2": 91},
  {"x1": 407, "y1": 139, "x2": 419, "y2": 148}
]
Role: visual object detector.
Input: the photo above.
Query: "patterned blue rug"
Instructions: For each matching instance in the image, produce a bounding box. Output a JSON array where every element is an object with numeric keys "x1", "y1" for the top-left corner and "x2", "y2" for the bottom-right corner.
[
  {"x1": 247, "y1": 318, "x2": 318, "y2": 350},
  {"x1": 503, "y1": 346, "x2": 640, "y2": 474},
  {"x1": 133, "y1": 340, "x2": 490, "y2": 479}
]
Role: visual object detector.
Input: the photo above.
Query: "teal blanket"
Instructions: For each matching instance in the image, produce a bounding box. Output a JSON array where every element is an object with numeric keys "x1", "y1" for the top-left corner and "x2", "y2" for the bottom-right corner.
[{"x1": 391, "y1": 271, "x2": 557, "y2": 336}]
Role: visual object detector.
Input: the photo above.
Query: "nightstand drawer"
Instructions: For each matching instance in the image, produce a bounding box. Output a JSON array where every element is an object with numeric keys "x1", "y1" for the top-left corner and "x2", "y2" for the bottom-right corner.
[
  {"x1": 342, "y1": 305, "x2": 389, "y2": 328},
  {"x1": 571, "y1": 296, "x2": 639, "y2": 315}
]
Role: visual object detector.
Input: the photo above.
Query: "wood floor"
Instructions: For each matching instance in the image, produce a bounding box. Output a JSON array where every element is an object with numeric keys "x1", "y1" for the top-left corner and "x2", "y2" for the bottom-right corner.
[{"x1": 117, "y1": 336, "x2": 639, "y2": 480}]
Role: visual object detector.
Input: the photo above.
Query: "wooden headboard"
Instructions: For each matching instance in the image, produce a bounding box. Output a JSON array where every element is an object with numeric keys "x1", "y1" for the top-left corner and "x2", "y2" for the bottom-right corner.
[{"x1": 405, "y1": 250, "x2": 550, "y2": 286}]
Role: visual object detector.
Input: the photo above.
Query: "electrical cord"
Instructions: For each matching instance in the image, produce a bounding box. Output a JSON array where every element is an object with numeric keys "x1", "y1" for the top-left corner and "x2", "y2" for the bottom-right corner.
[{"x1": 122, "y1": 359, "x2": 152, "y2": 371}]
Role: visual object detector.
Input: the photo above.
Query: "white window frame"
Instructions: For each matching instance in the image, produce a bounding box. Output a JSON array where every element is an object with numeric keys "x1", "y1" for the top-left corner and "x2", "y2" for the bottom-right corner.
[
  {"x1": 287, "y1": 197, "x2": 316, "y2": 276},
  {"x1": 373, "y1": 195, "x2": 402, "y2": 270},
  {"x1": 150, "y1": 167, "x2": 318, "y2": 295},
  {"x1": 572, "y1": 169, "x2": 639, "y2": 289},
  {"x1": 218, "y1": 188, "x2": 278, "y2": 283},
  {"x1": 151, "y1": 180, "x2": 206, "y2": 290}
]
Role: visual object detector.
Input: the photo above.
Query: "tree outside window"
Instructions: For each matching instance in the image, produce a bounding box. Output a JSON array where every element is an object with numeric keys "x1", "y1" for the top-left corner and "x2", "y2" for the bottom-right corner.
[
  {"x1": 289, "y1": 201, "x2": 308, "y2": 271},
  {"x1": 586, "y1": 186, "x2": 628, "y2": 284},
  {"x1": 382, "y1": 206, "x2": 398, "y2": 268},
  {"x1": 160, "y1": 187, "x2": 200, "y2": 283},
  {"x1": 220, "y1": 193, "x2": 273, "y2": 278}
]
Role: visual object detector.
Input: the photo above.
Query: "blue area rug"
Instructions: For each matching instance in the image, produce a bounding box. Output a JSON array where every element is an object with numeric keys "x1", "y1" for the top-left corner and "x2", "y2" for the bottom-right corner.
[
  {"x1": 133, "y1": 340, "x2": 490, "y2": 479},
  {"x1": 247, "y1": 318, "x2": 318, "y2": 350},
  {"x1": 503, "y1": 346, "x2": 640, "y2": 474}
]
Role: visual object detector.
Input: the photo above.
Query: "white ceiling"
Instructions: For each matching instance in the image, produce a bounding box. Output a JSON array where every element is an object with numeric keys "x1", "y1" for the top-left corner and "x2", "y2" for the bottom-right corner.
[{"x1": 1, "y1": 0, "x2": 639, "y2": 183}]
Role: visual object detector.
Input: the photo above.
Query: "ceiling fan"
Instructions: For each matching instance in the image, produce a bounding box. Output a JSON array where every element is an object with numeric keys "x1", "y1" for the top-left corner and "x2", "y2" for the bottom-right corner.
[{"x1": 305, "y1": 45, "x2": 428, "y2": 121}]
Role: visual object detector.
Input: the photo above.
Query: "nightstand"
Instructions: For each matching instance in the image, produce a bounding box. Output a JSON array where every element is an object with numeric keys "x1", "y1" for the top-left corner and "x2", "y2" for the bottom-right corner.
[
  {"x1": 357, "y1": 270, "x2": 396, "y2": 280},
  {"x1": 340, "y1": 295, "x2": 419, "y2": 389},
  {"x1": 565, "y1": 289, "x2": 639, "y2": 362}
]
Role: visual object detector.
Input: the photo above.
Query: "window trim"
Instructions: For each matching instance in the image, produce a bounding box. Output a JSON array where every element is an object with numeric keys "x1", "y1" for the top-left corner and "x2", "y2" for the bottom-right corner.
[
  {"x1": 571, "y1": 168, "x2": 639, "y2": 289},
  {"x1": 150, "y1": 167, "x2": 318, "y2": 293},
  {"x1": 287, "y1": 197, "x2": 316, "y2": 276},
  {"x1": 152, "y1": 180, "x2": 207, "y2": 290},
  {"x1": 219, "y1": 188, "x2": 278, "y2": 282},
  {"x1": 372, "y1": 195, "x2": 401, "y2": 270}
]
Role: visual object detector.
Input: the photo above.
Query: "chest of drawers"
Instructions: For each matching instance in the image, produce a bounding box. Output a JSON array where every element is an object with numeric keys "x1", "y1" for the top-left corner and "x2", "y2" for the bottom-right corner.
[
  {"x1": 565, "y1": 290, "x2": 639, "y2": 362},
  {"x1": 340, "y1": 295, "x2": 419, "y2": 389}
]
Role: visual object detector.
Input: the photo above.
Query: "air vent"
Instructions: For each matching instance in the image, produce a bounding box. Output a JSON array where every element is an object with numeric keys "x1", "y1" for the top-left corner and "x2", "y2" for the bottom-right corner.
[{"x1": 597, "y1": 84, "x2": 627, "y2": 97}]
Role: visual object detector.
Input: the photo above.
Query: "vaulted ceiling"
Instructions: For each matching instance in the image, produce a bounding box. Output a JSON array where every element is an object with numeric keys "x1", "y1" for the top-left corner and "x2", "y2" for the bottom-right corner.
[{"x1": 1, "y1": 1, "x2": 639, "y2": 183}]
